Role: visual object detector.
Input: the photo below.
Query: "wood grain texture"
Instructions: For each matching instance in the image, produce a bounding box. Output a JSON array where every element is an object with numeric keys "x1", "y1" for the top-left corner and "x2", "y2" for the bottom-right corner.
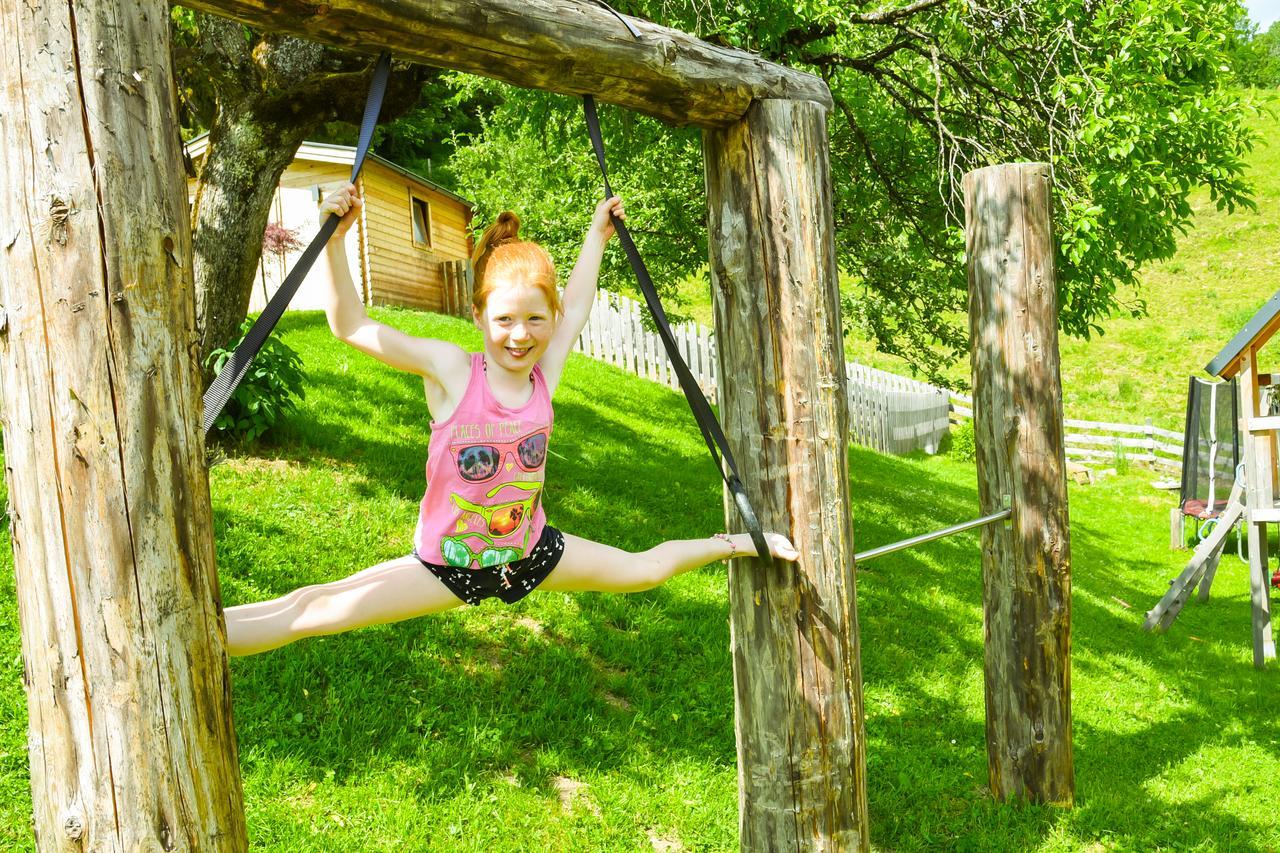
[
  {"x1": 178, "y1": 0, "x2": 831, "y2": 128},
  {"x1": 1237, "y1": 352, "x2": 1276, "y2": 667},
  {"x1": 964, "y1": 163, "x2": 1074, "y2": 805},
  {"x1": 705, "y1": 99, "x2": 868, "y2": 851},
  {"x1": 0, "y1": 1, "x2": 247, "y2": 848}
]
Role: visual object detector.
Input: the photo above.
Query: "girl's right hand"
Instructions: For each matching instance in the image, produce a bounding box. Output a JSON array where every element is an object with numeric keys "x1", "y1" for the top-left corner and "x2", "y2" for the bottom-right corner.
[{"x1": 320, "y1": 182, "x2": 362, "y2": 239}]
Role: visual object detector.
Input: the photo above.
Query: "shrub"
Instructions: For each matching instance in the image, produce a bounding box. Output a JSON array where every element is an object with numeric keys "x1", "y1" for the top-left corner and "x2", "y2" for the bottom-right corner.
[
  {"x1": 1113, "y1": 438, "x2": 1130, "y2": 475},
  {"x1": 950, "y1": 417, "x2": 976, "y2": 462},
  {"x1": 204, "y1": 319, "x2": 307, "y2": 443}
]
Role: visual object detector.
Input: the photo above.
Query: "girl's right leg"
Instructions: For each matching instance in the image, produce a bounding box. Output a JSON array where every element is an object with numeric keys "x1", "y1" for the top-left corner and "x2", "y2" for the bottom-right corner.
[{"x1": 223, "y1": 555, "x2": 465, "y2": 657}]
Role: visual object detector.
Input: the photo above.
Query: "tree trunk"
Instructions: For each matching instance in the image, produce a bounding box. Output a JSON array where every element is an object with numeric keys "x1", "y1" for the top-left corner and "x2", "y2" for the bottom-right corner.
[
  {"x1": 192, "y1": 109, "x2": 316, "y2": 378},
  {"x1": 0, "y1": 1, "x2": 247, "y2": 848},
  {"x1": 182, "y1": 23, "x2": 432, "y2": 382},
  {"x1": 706, "y1": 98, "x2": 869, "y2": 851},
  {"x1": 964, "y1": 162, "x2": 1074, "y2": 806}
]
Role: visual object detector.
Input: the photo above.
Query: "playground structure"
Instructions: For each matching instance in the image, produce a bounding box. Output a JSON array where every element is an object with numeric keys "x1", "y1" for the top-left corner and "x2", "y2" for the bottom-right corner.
[
  {"x1": 1145, "y1": 298, "x2": 1280, "y2": 668},
  {"x1": 1, "y1": 1, "x2": 1074, "y2": 849}
]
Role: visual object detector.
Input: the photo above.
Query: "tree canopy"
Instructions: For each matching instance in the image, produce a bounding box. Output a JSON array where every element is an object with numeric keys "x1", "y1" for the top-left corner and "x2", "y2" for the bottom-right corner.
[
  {"x1": 448, "y1": 0, "x2": 1258, "y2": 382},
  {"x1": 1229, "y1": 16, "x2": 1280, "y2": 87}
]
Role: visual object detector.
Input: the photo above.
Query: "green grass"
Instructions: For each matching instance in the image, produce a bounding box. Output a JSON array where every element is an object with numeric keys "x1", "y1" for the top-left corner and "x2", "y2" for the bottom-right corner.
[{"x1": 2, "y1": 308, "x2": 1277, "y2": 849}]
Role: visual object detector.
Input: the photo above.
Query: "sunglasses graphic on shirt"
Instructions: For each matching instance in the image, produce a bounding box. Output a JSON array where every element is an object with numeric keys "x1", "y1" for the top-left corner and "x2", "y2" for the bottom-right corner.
[
  {"x1": 450, "y1": 481, "x2": 541, "y2": 538},
  {"x1": 443, "y1": 482, "x2": 542, "y2": 568},
  {"x1": 440, "y1": 531, "x2": 523, "y2": 570},
  {"x1": 452, "y1": 428, "x2": 549, "y2": 484}
]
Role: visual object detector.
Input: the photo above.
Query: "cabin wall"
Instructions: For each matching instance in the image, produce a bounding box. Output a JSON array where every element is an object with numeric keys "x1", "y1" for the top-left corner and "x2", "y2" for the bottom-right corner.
[
  {"x1": 186, "y1": 157, "x2": 472, "y2": 314},
  {"x1": 361, "y1": 167, "x2": 471, "y2": 312}
]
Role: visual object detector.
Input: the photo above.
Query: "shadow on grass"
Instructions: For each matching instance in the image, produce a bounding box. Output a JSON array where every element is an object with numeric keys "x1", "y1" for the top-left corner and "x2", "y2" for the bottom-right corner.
[
  {"x1": 848, "y1": 445, "x2": 1278, "y2": 849},
  {"x1": 214, "y1": 315, "x2": 1278, "y2": 848}
]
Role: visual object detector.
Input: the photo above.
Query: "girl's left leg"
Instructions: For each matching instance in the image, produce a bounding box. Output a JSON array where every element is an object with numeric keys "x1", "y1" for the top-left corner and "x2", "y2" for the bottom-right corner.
[{"x1": 539, "y1": 531, "x2": 798, "y2": 594}]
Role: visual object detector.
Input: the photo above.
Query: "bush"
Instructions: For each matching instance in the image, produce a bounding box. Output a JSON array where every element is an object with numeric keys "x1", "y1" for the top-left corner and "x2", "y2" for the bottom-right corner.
[
  {"x1": 950, "y1": 418, "x2": 975, "y2": 462},
  {"x1": 204, "y1": 318, "x2": 307, "y2": 443}
]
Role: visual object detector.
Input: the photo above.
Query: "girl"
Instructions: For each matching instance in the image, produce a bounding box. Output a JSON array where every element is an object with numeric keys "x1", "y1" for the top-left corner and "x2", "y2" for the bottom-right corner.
[{"x1": 223, "y1": 183, "x2": 799, "y2": 657}]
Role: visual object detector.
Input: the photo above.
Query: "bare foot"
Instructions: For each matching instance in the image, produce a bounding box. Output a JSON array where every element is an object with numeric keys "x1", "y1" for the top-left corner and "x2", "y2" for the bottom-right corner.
[{"x1": 733, "y1": 532, "x2": 800, "y2": 561}]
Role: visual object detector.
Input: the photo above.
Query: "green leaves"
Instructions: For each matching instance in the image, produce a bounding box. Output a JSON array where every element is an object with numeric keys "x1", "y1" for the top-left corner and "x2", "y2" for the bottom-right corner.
[{"x1": 205, "y1": 319, "x2": 308, "y2": 444}]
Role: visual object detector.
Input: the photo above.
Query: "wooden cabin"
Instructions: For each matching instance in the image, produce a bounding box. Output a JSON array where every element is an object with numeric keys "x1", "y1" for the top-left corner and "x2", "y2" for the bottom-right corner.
[{"x1": 184, "y1": 133, "x2": 475, "y2": 315}]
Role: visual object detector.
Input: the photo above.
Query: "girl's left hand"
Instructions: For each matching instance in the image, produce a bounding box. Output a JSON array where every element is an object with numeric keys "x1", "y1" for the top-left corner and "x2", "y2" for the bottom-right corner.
[{"x1": 592, "y1": 195, "x2": 625, "y2": 242}]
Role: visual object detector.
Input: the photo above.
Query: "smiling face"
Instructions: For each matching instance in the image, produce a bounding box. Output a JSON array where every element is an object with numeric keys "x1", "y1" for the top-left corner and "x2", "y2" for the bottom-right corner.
[{"x1": 473, "y1": 281, "x2": 558, "y2": 371}]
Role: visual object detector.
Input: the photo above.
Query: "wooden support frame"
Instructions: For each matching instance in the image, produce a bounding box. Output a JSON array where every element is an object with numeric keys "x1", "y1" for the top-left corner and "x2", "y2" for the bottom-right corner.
[
  {"x1": 706, "y1": 99, "x2": 869, "y2": 849},
  {"x1": 175, "y1": 0, "x2": 831, "y2": 128},
  {"x1": 3, "y1": 0, "x2": 865, "y2": 848},
  {"x1": 1236, "y1": 349, "x2": 1277, "y2": 667}
]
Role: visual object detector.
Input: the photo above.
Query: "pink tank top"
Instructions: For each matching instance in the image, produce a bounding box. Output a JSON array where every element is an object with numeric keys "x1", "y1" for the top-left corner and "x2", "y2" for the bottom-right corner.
[{"x1": 413, "y1": 352, "x2": 554, "y2": 568}]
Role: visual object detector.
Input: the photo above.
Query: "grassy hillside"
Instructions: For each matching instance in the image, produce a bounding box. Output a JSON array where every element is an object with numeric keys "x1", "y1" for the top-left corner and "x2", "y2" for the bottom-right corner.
[
  {"x1": 2, "y1": 310, "x2": 1277, "y2": 849},
  {"x1": 674, "y1": 90, "x2": 1280, "y2": 432}
]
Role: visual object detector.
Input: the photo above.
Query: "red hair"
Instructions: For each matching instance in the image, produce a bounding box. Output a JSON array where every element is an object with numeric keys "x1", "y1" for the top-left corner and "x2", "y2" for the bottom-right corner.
[{"x1": 471, "y1": 211, "x2": 561, "y2": 317}]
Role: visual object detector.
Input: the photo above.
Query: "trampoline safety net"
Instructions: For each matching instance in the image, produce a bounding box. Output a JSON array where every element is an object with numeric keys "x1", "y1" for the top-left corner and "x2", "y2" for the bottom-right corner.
[{"x1": 1179, "y1": 376, "x2": 1240, "y2": 519}]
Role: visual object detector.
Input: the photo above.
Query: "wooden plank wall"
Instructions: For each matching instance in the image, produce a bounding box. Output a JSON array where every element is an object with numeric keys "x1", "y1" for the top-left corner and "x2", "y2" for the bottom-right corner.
[{"x1": 359, "y1": 167, "x2": 470, "y2": 311}]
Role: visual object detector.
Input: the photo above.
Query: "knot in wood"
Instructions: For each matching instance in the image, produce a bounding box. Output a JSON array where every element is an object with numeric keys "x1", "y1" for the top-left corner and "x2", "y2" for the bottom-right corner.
[{"x1": 62, "y1": 811, "x2": 84, "y2": 840}]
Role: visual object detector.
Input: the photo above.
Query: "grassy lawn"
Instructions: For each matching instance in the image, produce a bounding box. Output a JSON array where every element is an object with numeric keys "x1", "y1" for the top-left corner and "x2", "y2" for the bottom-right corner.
[{"x1": 1, "y1": 308, "x2": 1277, "y2": 850}]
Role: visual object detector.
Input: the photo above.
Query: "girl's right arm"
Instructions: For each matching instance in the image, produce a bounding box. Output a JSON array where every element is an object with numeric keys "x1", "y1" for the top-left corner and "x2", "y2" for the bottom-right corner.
[{"x1": 320, "y1": 182, "x2": 468, "y2": 382}]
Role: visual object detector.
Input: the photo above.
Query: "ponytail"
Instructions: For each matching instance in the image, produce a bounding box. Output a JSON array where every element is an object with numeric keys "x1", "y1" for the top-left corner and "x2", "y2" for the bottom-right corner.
[
  {"x1": 470, "y1": 211, "x2": 561, "y2": 318},
  {"x1": 472, "y1": 211, "x2": 522, "y2": 281}
]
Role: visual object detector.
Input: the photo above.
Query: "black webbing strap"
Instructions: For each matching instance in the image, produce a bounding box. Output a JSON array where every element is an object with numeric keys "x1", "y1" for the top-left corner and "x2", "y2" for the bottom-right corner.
[
  {"x1": 582, "y1": 96, "x2": 773, "y2": 567},
  {"x1": 202, "y1": 51, "x2": 393, "y2": 436},
  {"x1": 587, "y1": 0, "x2": 643, "y2": 38}
]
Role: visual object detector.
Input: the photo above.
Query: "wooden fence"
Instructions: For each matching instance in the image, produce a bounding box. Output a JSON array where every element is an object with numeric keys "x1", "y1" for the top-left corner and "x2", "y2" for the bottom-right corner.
[
  {"x1": 846, "y1": 363, "x2": 951, "y2": 454},
  {"x1": 572, "y1": 289, "x2": 719, "y2": 398},
  {"x1": 948, "y1": 390, "x2": 1183, "y2": 472},
  {"x1": 571, "y1": 290, "x2": 947, "y2": 455},
  {"x1": 440, "y1": 259, "x2": 474, "y2": 318}
]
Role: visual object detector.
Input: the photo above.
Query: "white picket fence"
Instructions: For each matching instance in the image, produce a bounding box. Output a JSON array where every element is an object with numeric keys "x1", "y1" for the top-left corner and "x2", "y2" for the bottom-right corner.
[
  {"x1": 572, "y1": 290, "x2": 948, "y2": 455},
  {"x1": 846, "y1": 363, "x2": 951, "y2": 454},
  {"x1": 571, "y1": 289, "x2": 1187, "y2": 467},
  {"x1": 948, "y1": 390, "x2": 1183, "y2": 472},
  {"x1": 571, "y1": 290, "x2": 718, "y2": 397}
]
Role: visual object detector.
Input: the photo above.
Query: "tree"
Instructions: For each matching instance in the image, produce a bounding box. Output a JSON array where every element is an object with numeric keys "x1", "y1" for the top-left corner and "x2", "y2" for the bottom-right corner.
[
  {"x1": 452, "y1": 0, "x2": 1258, "y2": 384},
  {"x1": 170, "y1": 7, "x2": 439, "y2": 381},
  {"x1": 1229, "y1": 17, "x2": 1280, "y2": 87}
]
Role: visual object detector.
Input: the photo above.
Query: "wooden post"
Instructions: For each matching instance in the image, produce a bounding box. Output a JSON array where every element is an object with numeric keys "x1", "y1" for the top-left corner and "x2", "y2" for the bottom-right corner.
[
  {"x1": 964, "y1": 163, "x2": 1074, "y2": 805},
  {"x1": 1237, "y1": 349, "x2": 1276, "y2": 668},
  {"x1": 0, "y1": 1, "x2": 247, "y2": 848},
  {"x1": 706, "y1": 98, "x2": 869, "y2": 850}
]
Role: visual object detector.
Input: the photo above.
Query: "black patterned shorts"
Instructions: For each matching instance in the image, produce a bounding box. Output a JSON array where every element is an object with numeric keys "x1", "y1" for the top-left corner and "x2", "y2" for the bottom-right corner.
[{"x1": 412, "y1": 526, "x2": 565, "y2": 606}]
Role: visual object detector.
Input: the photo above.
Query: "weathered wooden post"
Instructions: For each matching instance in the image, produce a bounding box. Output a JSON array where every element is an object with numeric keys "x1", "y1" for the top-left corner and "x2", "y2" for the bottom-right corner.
[
  {"x1": 964, "y1": 163, "x2": 1074, "y2": 805},
  {"x1": 706, "y1": 99, "x2": 869, "y2": 850},
  {"x1": 0, "y1": 0, "x2": 247, "y2": 847}
]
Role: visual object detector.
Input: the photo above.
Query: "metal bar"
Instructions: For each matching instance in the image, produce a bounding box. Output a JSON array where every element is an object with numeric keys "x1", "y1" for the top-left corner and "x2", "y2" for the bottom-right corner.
[{"x1": 855, "y1": 508, "x2": 1012, "y2": 563}]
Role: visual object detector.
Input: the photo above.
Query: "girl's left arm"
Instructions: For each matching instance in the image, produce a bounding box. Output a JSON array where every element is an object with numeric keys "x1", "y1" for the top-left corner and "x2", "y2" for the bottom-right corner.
[{"x1": 540, "y1": 195, "x2": 624, "y2": 394}]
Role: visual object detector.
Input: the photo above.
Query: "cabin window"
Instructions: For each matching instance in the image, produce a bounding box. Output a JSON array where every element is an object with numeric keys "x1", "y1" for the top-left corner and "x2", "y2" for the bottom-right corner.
[{"x1": 411, "y1": 195, "x2": 433, "y2": 249}]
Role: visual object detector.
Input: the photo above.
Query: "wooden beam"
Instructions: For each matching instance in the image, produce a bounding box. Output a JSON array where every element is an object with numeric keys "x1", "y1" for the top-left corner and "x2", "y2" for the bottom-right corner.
[
  {"x1": 1, "y1": 0, "x2": 247, "y2": 846},
  {"x1": 178, "y1": 0, "x2": 831, "y2": 128},
  {"x1": 964, "y1": 163, "x2": 1075, "y2": 806},
  {"x1": 705, "y1": 99, "x2": 869, "y2": 850}
]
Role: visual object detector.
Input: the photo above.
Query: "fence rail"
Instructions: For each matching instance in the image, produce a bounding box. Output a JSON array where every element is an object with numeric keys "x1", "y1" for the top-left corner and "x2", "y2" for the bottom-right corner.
[
  {"x1": 949, "y1": 390, "x2": 1183, "y2": 472},
  {"x1": 560, "y1": 289, "x2": 1187, "y2": 468}
]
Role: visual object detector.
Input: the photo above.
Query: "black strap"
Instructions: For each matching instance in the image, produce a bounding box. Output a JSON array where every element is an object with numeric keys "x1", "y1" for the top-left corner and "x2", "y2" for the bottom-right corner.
[
  {"x1": 202, "y1": 51, "x2": 393, "y2": 436},
  {"x1": 582, "y1": 96, "x2": 773, "y2": 567},
  {"x1": 587, "y1": 0, "x2": 643, "y2": 39}
]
